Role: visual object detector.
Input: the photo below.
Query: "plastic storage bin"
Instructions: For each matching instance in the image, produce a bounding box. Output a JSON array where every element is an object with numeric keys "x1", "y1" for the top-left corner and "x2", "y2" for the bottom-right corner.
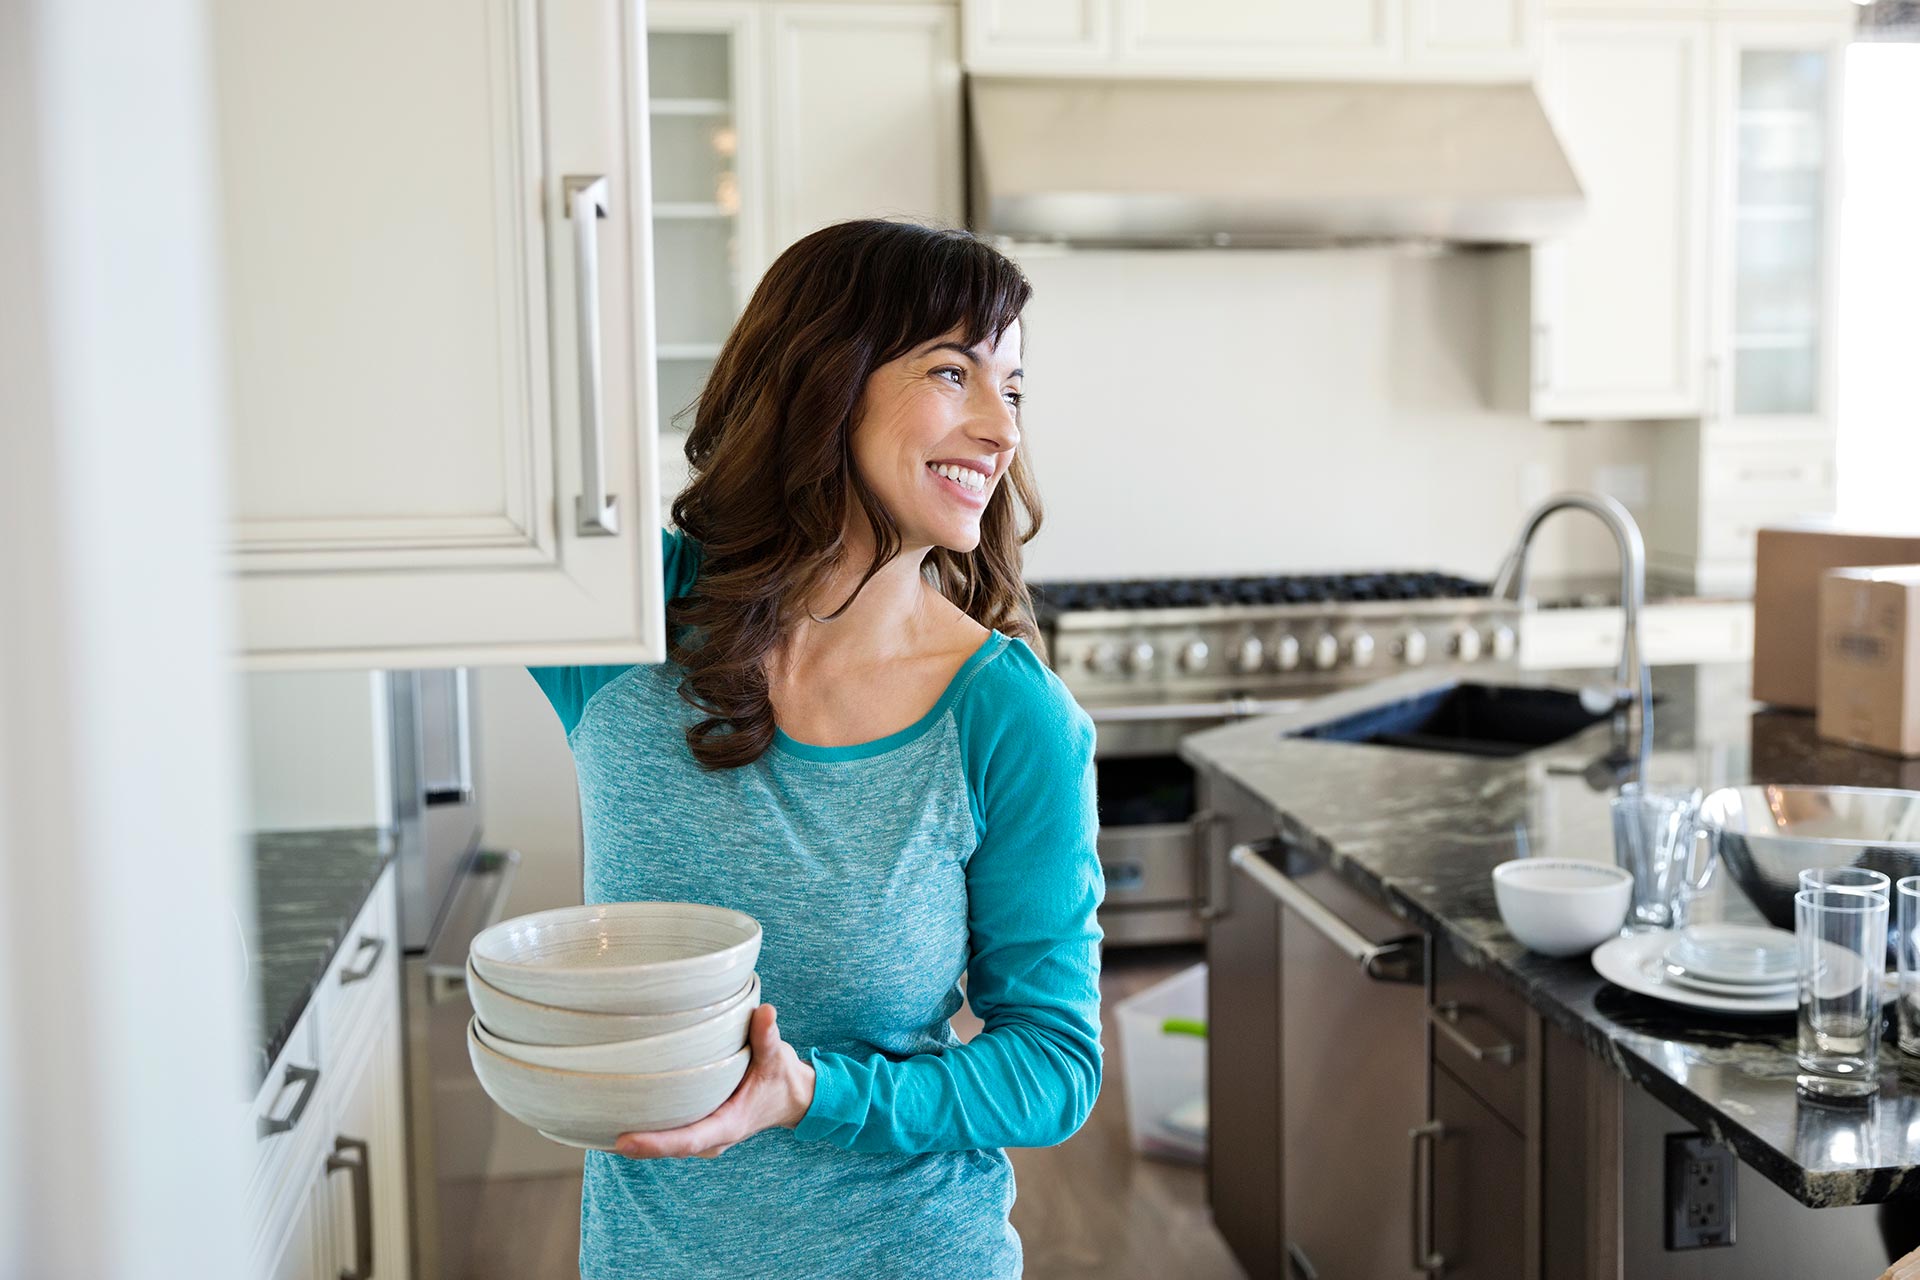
[{"x1": 1114, "y1": 962, "x2": 1208, "y2": 1164}]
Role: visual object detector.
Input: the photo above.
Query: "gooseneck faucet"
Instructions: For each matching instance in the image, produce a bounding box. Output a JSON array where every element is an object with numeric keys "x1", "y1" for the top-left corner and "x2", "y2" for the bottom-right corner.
[{"x1": 1489, "y1": 492, "x2": 1654, "y2": 776}]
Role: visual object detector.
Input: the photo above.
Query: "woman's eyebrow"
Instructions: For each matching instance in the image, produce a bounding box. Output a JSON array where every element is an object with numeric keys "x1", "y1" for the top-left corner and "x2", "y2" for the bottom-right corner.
[{"x1": 921, "y1": 340, "x2": 1022, "y2": 379}]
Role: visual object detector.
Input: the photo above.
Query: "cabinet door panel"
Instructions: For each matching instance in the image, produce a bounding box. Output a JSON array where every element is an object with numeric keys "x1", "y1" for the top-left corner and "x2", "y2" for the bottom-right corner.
[
  {"x1": 215, "y1": 0, "x2": 663, "y2": 668},
  {"x1": 1431, "y1": 1064, "x2": 1528, "y2": 1279},
  {"x1": 329, "y1": 997, "x2": 411, "y2": 1280},
  {"x1": 1205, "y1": 859, "x2": 1282, "y2": 1279},
  {"x1": 1532, "y1": 18, "x2": 1709, "y2": 420},
  {"x1": 1119, "y1": 0, "x2": 1401, "y2": 72},
  {"x1": 1408, "y1": 0, "x2": 1536, "y2": 76},
  {"x1": 965, "y1": 0, "x2": 1112, "y2": 70},
  {"x1": 768, "y1": 5, "x2": 965, "y2": 250}
]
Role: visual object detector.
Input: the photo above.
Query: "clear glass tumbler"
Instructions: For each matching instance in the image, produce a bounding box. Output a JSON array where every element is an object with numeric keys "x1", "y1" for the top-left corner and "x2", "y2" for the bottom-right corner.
[
  {"x1": 1610, "y1": 789, "x2": 1705, "y2": 933},
  {"x1": 1794, "y1": 887, "x2": 1888, "y2": 1100},
  {"x1": 1798, "y1": 866, "x2": 1892, "y2": 899},
  {"x1": 1897, "y1": 876, "x2": 1920, "y2": 1058}
]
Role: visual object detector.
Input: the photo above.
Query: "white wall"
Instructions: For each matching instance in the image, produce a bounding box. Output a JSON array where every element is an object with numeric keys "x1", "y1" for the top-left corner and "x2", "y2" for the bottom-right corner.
[
  {"x1": 1010, "y1": 245, "x2": 1663, "y2": 584},
  {"x1": 240, "y1": 670, "x2": 390, "y2": 830}
]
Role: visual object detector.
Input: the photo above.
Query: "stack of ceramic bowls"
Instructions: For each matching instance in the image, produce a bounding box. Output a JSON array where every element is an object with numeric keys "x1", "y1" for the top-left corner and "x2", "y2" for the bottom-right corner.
[{"x1": 465, "y1": 902, "x2": 763, "y2": 1150}]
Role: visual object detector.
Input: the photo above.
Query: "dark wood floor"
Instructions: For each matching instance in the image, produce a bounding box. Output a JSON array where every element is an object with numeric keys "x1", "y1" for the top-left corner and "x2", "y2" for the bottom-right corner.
[{"x1": 460, "y1": 943, "x2": 1244, "y2": 1280}]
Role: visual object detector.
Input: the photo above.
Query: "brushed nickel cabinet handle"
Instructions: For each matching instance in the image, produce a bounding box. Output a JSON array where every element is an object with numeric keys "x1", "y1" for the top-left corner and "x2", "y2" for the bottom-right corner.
[
  {"x1": 1229, "y1": 842, "x2": 1424, "y2": 983},
  {"x1": 1430, "y1": 1000, "x2": 1518, "y2": 1066},
  {"x1": 1409, "y1": 1120, "x2": 1446, "y2": 1273},
  {"x1": 326, "y1": 1136, "x2": 373, "y2": 1280},
  {"x1": 337, "y1": 934, "x2": 386, "y2": 986},
  {"x1": 256, "y1": 1063, "x2": 320, "y2": 1140},
  {"x1": 565, "y1": 174, "x2": 618, "y2": 538}
]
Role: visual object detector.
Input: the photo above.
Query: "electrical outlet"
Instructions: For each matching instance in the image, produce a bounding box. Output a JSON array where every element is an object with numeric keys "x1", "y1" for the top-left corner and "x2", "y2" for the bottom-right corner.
[{"x1": 1666, "y1": 1132, "x2": 1737, "y2": 1249}]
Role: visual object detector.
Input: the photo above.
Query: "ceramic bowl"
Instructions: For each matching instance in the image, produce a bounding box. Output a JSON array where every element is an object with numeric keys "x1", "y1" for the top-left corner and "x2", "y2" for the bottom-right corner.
[
  {"x1": 466, "y1": 1019, "x2": 750, "y2": 1149},
  {"x1": 1492, "y1": 858, "x2": 1633, "y2": 957},
  {"x1": 473, "y1": 977, "x2": 758, "y2": 1072},
  {"x1": 470, "y1": 901, "x2": 761, "y2": 1015},
  {"x1": 466, "y1": 960, "x2": 757, "y2": 1047}
]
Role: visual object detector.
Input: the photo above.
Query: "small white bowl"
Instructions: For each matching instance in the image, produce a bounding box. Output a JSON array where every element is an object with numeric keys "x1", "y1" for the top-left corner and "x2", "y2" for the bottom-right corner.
[
  {"x1": 466, "y1": 960, "x2": 757, "y2": 1047},
  {"x1": 474, "y1": 977, "x2": 758, "y2": 1073},
  {"x1": 1492, "y1": 858, "x2": 1633, "y2": 958},
  {"x1": 470, "y1": 901, "x2": 761, "y2": 1015},
  {"x1": 467, "y1": 1019, "x2": 750, "y2": 1150}
]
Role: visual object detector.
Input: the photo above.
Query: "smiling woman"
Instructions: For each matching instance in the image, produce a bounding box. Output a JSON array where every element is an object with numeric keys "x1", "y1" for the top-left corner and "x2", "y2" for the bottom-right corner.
[{"x1": 525, "y1": 220, "x2": 1105, "y2": 1279}]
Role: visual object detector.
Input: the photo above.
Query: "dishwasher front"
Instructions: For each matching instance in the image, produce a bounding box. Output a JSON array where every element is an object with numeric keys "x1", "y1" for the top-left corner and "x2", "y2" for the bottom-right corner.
[{"x1": 1234, "y1": 839, "x2": 1431, "y2": 1280}]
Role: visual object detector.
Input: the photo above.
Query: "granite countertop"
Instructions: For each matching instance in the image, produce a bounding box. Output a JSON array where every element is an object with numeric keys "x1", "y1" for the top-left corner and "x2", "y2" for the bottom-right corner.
[
  {"x1": 1525, "y1": 570, "x2": 1751, "y2": 610},
  {"x1": 1181, "y1": 661, "x2": 1920, "y2": 1209},
  {"x1": 248, "y1": 827, "x2": 395, "y2": 1092}
]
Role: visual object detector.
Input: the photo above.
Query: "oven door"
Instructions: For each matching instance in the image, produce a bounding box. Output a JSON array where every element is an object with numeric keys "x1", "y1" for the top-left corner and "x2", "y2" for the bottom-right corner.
[{"x1": 1090, "y1": 713, "x2": 1226, "y2": 947}]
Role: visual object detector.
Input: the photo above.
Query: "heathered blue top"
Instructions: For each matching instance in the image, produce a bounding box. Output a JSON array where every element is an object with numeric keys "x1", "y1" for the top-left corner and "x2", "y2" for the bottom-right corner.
[{"x1": 526, "y1": 529, "x2": 1104, "y2": 1279}]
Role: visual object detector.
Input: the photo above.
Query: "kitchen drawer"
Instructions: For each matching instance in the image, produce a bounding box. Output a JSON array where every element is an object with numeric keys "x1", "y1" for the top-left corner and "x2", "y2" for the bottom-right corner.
[
  {"x1": 1097, "y1": 824, "x2": 1197, "y2": 907},
  {"x1": 249, "y1": 998, "x2": 324, "y2": 1211},
  {"x1": 317, "y1": 864, "x2": 398, "y2": 1063},
  {"x1": 1430, "y1": 943, "x2": 1529, "y2": 1133},
  {"x1": 1702, "y1": 436, "x2": 1835, "y2": 507}
]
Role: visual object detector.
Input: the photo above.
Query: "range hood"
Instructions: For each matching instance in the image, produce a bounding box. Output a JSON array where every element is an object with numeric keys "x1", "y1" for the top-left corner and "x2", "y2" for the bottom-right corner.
[{"x1": 969, "y1": 77, "x2": 1584, "y2": 248}]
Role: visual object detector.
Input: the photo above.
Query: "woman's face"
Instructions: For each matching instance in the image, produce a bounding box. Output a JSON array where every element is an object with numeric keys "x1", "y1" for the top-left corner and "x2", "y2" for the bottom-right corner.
[{"x1": 849, "y1": 321, "x2": 1023, "y2": 556}]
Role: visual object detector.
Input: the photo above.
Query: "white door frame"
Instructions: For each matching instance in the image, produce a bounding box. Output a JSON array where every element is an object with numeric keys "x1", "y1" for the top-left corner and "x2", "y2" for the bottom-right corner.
[{"x1": 1, "y1": 0, "x2": 251, "y2": 1275}]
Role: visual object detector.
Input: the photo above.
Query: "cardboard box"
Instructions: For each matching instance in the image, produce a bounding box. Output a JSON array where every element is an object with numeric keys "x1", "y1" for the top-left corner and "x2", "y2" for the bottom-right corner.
[
  {"x1": 1817, "y1": 566, "x2": 1920, "y2": 758},
  {"x1": 1752, "y1": 522, "x2": 1920, "y2": 709}
]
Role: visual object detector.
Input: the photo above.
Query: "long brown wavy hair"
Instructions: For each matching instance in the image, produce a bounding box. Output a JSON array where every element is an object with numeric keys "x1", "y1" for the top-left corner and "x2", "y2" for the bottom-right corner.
[{"x1": 665, "y1": 219, "x2": 1044, "y2": 771}]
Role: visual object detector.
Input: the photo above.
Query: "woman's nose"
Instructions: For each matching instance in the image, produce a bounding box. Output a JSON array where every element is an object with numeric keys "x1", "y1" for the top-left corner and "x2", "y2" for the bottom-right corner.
[{"x1": 969, "y1": 398, "x2": 1020, "y2": 453}]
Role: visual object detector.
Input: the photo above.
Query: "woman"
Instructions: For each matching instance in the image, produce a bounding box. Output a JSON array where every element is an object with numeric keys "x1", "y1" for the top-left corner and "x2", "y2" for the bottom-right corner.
[{"x1": 527, "y1": 219, "x2": 1104, "y2": 1278}]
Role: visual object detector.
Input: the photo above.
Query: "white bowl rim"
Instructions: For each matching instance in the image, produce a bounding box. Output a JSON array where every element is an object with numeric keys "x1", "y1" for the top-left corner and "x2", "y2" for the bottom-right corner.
[
  {"x1": 470, "y1": 900, "x2": 762, "y2": 978},
  {"x1": 465, "y1": 955, "x2": 757, "y2": 1020},
  {"x1": 473, "y1": 981, "x2": 758, "y2": 1061},
  {"x1": 467, "y1": 1018, "x2": 751, "y2": 1082},
  {"x1": 1493, "y1": 858, "x2": 1633, "y2": 893}
]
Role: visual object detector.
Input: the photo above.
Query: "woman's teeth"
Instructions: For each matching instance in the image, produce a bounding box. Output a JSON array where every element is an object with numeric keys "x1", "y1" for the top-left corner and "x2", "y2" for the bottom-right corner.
[{"x1": 928, "y1": 462, "x2": 986, "y2": 494}]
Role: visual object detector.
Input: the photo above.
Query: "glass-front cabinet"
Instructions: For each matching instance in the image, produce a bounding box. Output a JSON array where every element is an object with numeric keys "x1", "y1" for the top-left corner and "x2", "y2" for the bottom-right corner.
[
  {"x1": 646, "y1": 7, "x2": 766, "y2": 494},
  {"x1": 1709, "y1": 23, "x2": 1845, "y2": 433}
]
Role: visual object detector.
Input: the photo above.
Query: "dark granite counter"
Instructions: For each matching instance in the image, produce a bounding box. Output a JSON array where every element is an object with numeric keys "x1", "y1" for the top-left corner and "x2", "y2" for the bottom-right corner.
[
  {"x1": 249, "y1": 827, "x2": 394, "y2": 1092},
  {"x1": 1180, "y1": 661, "x2": 1920, "y2": 1209}
]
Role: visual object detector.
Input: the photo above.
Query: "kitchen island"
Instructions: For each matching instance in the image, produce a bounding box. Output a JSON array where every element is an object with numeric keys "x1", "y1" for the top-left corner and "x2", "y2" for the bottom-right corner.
[{"x1": 1181, "y1": 661, "x2": 1918, "y2": 1278}]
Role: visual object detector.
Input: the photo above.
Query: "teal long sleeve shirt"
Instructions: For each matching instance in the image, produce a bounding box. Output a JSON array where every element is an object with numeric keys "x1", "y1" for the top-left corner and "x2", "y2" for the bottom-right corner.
[{"x1": 526, "y1": 529, "x2": 1105, "y2": 1279}]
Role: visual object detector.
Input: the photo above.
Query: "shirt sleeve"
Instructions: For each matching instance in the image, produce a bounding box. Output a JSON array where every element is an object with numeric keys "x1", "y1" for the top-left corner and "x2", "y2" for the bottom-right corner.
[
  {"x1": 525, "y1": 527, "x2": 703, "y2": 737},
  {"x1": 791, "y1": 650, "x2": 1105, "y2": 1153}
]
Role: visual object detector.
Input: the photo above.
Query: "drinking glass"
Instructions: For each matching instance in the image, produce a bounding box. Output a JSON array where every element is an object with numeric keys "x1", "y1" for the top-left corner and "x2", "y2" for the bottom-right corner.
[
  {"x1": 1798, "y1": 866, "x2": 1892, "y2": 899},
  {"x1": 1897, "y1": 876, "x2": 1920, "y2": 1058},
  {"x1": 1794, "y1": 887, "x2": 1888, "y2": 1100},
  {"x1": 1610, "y1": 788, "x2": 1709, "y2": 933}
]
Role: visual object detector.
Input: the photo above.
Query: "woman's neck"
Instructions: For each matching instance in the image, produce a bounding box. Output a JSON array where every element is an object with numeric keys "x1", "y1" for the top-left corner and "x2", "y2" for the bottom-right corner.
[{"x1": 777, "y1": 532, "x2": 954, "y2": 675}]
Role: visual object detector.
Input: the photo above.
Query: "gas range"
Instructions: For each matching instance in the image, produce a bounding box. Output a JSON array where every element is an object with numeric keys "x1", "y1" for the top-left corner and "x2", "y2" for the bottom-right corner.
[{"x1": 1033, "y1": 570, "x2": 1520, "y2": 709}]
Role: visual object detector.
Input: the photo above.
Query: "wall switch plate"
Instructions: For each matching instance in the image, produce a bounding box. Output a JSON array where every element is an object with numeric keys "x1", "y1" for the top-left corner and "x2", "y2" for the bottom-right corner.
[{"x1": 1665, "y1": 1132, "x2": 1737, "y2": 1249}]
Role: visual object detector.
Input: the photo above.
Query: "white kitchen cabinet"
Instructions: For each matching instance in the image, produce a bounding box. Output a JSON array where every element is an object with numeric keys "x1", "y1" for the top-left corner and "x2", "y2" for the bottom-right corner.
[
  {"x1": 214, "y1": 0, "x2": 665, "y2": 670},
  {"x1": 1528, "y1": 16, "x2": 1712, "y2": 421},
  {"x1": 964, "y1": 0, "x2": 1541, "y2": 77},
  {"x1": 647, "y1": 1, "x2": 963, "y2": 504},
  {"x1": 1517, "y1": 600, "x2": 1754, "y2": 670},
  {"x1": 249, "y1": 864, "x2": 408, "y2": 1280}
]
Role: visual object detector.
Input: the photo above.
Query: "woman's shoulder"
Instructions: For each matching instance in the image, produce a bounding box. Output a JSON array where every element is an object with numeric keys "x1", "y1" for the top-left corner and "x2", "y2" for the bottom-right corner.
[
  {"x1": 662, "y1": 525, "x2": 703, "y2": 602},
  {"x1": 954, "y1": 631, "x2": 1093, "y2": 758}
]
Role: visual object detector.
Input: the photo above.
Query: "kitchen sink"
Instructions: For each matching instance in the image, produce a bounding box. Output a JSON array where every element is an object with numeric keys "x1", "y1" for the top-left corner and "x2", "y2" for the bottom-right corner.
[{"x1": 1288, "y1": 682, "x2": 1618, "y2": 758}]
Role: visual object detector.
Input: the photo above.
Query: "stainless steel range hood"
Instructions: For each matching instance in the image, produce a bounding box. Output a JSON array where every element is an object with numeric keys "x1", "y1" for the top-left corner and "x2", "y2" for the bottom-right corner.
[{"x1": 969, "y1": 77, "x2": 1584, "y2": 249}]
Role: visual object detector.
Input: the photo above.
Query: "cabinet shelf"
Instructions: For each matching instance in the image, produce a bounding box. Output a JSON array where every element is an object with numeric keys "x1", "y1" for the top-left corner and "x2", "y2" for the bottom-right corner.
[
  {"x1": 653, "y1": 202, "x2": 735, "y2": 221},
  {"x1": 650, "y1": 97, "x2": 731, "y2": 117},
  {"x1": 657, "y1": 343, "x2": 724, "y2": 360}
]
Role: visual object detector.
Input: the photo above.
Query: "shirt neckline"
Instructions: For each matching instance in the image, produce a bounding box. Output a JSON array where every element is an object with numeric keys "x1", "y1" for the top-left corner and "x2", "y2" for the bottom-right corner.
[{"x1": 770, "y1": 631, "x2": 1010, "y2": 763}]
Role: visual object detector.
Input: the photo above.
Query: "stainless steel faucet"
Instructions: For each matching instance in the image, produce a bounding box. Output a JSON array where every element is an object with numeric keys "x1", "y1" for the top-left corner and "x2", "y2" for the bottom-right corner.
[{"x1": 1489, "y1": 491, "x2": 1654, "y2": 774}]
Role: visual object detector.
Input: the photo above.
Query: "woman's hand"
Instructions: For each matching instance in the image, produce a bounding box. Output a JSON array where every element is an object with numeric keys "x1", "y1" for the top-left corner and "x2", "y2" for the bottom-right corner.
[{"x1": 613, "y1": 1003, "x2": 816, "y2": 1160}]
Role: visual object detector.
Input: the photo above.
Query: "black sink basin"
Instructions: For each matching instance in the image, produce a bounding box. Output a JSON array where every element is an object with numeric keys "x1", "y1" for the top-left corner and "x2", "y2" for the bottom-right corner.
[{"x1": 1289, "y1": 682, "x2": 1614, "y2": 758}]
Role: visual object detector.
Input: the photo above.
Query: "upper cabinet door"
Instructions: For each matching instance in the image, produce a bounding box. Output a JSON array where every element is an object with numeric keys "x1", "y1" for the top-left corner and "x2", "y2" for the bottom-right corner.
[
  {"x1": 1116, "y1": 0, "x2": 1403, "y2": 76},
  {"x1": 767, "y1": 4, "x2": 966, "y2": 250},
  {"x1": 1407, "y1": 0, "x2": 1537, "y2": 78},
  {"x1": 214, "y1": 0, "x2": 663, "y2": 670},
  {"x1": 1705, "y1": 19, "x2": 1847, "y2": 435},
  {"x1": 963, "y1": 0, "x2": 1115, "y2": 71},
  {"x1": 1530, "y1": 17, "x2": 1711, "y2": 421}
]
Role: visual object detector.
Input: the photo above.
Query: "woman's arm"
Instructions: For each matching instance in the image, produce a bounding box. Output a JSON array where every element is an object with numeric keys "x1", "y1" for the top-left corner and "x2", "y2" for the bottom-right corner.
[{"x1": 792, "y1": 660, "x2": 1104, "y2": 1153}]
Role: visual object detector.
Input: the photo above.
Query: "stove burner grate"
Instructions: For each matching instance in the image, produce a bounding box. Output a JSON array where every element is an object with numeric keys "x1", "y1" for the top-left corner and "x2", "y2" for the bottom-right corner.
[{"x1": 1031, "y1": 572, "x2": 1492, "y2": 615}]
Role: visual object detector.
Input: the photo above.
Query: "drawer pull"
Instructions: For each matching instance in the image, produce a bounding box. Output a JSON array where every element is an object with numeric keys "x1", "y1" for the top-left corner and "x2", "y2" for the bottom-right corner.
[
  {"x1": 326, "y1": 1136, "x2": 374, "y2": 1280},
  {"x1": 1101, "y1": 860, "x2": 1145, "y2": 891},
  {"x1": 1409, "y1": 1120, "x2": 1446, "y2": 1273},
  {"x1": 1430, "y1": 1000, "x2": 1517, "y2": 1065},
  {"x1": 256, "y1": 1063, "x2": 321, "y2": 1141},
  {"x1": 338, "y1": 934, "x2": 387, "y2": 986}
]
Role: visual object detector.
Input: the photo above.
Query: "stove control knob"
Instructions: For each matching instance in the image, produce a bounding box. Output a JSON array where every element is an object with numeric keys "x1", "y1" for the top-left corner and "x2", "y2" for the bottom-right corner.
[
  {"x1": 1233, "y1": 635, "x2": 1266, "y2": 674},
  {"x1": 1452, "y1": 626, "x2": 1484, "y2": 663},
  {"x1": 1178, "y1": 639, "x2": 1211, "y2": 674},
  {"x1": 1489, "y1": 623, "x2": 1518, "y2": 663},
  {"x1": 1311, "y1": 632, "x2": 1340, "y2": 671},
  {"x1": 1085, "y1": 643, "x2": 1122, "y2": 676},
  {"x1": 1400, "y1": 630, "x2": 1429, "y2": 667},
  {"x1": 1348, "y1": 632, "x2": 1376, "y2": 668},
  {"x1": 1124, "y1": 641, "x2": 1156, "y2": 675},
  {"x1": 1273, "y1": 634, "x2": 1302, "y2": 672}
]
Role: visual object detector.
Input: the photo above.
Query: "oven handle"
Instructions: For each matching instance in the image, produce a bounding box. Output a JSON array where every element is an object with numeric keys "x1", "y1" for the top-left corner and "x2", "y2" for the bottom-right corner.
[
  {"x1": 1086, "y1": 697, "x2": 1310, "y2": 723},
  {"x1": 1228, "y1": 842, "x2": 1424, "y2": 984}
]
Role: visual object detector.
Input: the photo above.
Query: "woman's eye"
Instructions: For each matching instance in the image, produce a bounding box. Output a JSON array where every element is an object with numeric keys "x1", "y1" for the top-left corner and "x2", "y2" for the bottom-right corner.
[
  {"x1": 1004, "y1": 390, "x2": 1024, "y2": 408},
  {"x1": 935, "y1": 366, "x2": 964, "y2": 385}
]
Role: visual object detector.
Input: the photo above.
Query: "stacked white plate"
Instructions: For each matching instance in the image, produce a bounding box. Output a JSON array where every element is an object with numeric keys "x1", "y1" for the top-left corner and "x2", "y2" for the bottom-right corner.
[
  {"x1": 465, "y1": 901, "x2": 763, "y2": 1149},
  {"x1": 1591, "y1": 924, "x2": 1799, "y2": 1015}
]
